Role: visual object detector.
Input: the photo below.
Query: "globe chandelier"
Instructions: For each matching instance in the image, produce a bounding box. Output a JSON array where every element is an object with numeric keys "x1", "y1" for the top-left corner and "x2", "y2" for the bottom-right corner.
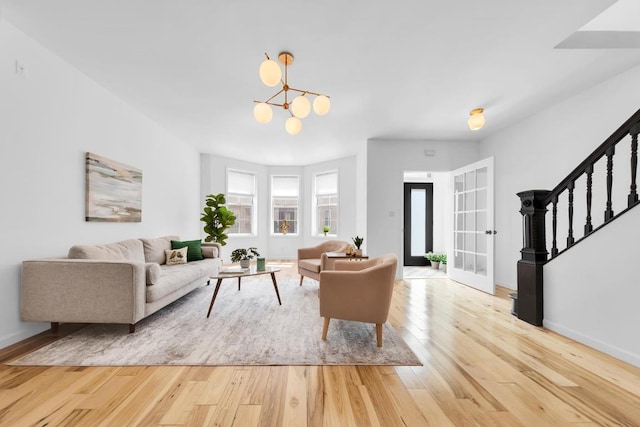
[{"x1": 253, "y1": 52, "x2": 331, "y2": 135}]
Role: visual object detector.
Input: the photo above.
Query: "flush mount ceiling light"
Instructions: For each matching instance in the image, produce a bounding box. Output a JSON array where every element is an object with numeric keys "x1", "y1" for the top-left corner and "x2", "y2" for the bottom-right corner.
[
  {"x1": 468, "y1": 108, "x2": 486, "y2": 131},
  {"x1": 254, "y1": 52, "x2": 331, "y2": 135}
]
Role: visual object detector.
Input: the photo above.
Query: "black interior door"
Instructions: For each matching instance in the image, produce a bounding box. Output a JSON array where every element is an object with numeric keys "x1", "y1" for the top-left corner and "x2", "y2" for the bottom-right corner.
[{"x1": 403, "y1": 183, "x2": 434, "y2": 266}]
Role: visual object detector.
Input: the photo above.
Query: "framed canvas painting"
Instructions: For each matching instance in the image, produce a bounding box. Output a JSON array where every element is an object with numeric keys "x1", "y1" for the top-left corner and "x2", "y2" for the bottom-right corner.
[{"x1": 85, "y1": 152, "x2": 142, "y2": 222}]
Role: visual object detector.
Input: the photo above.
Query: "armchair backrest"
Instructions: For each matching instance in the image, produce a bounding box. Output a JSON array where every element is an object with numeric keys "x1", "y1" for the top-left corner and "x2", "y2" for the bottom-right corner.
[{"x1": 298, "y1": 240, "x2": 350, "y2": 260}]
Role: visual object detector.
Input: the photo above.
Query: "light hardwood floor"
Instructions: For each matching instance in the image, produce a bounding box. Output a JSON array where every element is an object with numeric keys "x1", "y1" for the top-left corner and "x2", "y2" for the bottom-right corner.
[{"x1": 1, "y1": 264, "x2": 639, "y2": 426}]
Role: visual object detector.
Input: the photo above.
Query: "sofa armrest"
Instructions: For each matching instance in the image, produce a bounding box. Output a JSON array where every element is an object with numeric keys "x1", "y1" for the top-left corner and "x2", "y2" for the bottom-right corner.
[
  {"x1": 21, "y1": 259, "x2": 146, "y2": 325},
  {"x1": 202, "y1": 242, "x2": 221, "y2": 258}
]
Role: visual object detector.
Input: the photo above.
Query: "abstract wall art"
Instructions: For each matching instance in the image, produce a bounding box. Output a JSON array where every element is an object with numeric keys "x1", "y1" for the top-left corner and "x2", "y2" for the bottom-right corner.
[{"x1": 85, "y1": 152, "x2": 142, "y2": 222}]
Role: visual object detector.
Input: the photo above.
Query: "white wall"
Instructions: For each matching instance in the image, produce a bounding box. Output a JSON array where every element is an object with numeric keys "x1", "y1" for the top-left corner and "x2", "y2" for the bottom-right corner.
[
  {"x1": 0, "y1": 20, "x2": 202, "y2": 348},
  {"x1": 200, "y1": 154, "x2": 359, "y2": 261},
  {"x1": 367, "y1": 139, "x2": 481, "y2": 278},
  {"x1": 480, "y1": 62, "x2": 640, "y2": 289},
  {"x1": 544, "y1": 205, "x2": 640, "y2": 367}
]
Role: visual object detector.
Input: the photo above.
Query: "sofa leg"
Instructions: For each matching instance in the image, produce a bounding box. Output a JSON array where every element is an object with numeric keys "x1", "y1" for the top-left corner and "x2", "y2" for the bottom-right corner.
[
  {"x1": 376, "y1": 324, "x2": 383, "y2": 347},
  {"x1": 50, "y1": 322, "x2": 59, "y2": 333},
  {"x1": 322, "y1": 317, "x2": 330, "y2": 340},
  {"x1": 129, "y1": 324, "x2": 136, "y2": 333},
  {"x1": 299, "y1": 275, "x2": 304, "y2": 286}
]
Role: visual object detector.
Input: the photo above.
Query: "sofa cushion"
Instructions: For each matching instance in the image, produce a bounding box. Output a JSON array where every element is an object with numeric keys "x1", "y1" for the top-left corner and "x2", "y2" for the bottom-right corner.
[
  {"x1": 146, "y1": 259, "x2": 217, "y2": 302},
  {"x1": 299, "y1": 259, "x2": 321, "y2": 273},
  {"x1": 171, "y1": 239, "x2": 204, "y2": 262},
  {"x1": 141, "y1": 235, "x2": 179, "y2": 264},
  {"x1": 165, "y1": 247, "x2": 188, "y2": 265},
  {"x1": 68, "y1": 239, "x2": 145, "y2": 263},
  {"x1": 145, "y1": 263, "x2": 161, "y2": 285}
]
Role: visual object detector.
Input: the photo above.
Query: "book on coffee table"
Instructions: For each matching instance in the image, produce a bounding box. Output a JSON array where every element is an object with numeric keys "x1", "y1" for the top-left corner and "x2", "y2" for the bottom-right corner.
[{"x1": 219, "y1": 267, "x2": 248, "y2": 274}]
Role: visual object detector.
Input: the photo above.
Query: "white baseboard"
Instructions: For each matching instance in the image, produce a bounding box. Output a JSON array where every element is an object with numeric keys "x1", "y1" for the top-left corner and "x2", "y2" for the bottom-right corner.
[
  {"x1": 0, "y1": 323, "x2": 49, "y2": 350},
  {"x1": 544, "y1": 320, "x2": 640, "y2": 368}
]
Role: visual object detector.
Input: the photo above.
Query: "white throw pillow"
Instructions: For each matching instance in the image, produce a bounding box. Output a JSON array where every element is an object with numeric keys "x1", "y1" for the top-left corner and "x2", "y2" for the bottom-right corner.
[{"x1": 165, "y1": 247, "x2": 187, "y2": 266}]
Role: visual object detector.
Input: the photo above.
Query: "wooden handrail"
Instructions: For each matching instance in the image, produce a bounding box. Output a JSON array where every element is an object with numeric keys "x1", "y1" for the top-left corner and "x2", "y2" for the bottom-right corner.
[{"x1": 545, "y1": 108, "x2": 640, "y2": 205}]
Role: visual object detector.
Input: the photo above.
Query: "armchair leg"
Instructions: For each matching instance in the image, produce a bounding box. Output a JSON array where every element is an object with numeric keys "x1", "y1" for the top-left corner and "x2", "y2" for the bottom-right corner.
[
  {"x1": 299, "y1": 275, "x2": 304, "y2": 286},
  {"x1": 322, "y1": 317, "x2": 331, "y2": 340},
  {"x1": 376, "y1": 324, "x2": 383, "y2": 347}
]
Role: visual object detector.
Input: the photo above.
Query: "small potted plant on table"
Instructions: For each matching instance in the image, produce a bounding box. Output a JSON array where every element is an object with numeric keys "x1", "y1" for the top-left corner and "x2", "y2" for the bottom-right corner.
[
  {"x1": 231, "y1": 247, "x2": 260, "y2": 269},
  {"x1": 352, "y1": 236, "x2": 364, "y2": 256}
]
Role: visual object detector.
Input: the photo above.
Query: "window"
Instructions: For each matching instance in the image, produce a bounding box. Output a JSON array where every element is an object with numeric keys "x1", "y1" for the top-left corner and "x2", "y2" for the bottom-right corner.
[
  {"x1": 271, "y1": 175, "x2": 299, "y2": 235},
  {"x1": 313, "y1": 171, "x2": 338, "y2": 235},
  {"x1": 226, "y1": 169, "x2": 256, "y2": 234}
]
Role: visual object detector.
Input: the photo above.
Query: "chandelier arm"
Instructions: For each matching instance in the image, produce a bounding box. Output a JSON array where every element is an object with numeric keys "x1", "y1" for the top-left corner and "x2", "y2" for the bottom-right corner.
[
  {"x1": 288, "y1": 87, "x2": 330, "y2": 98},
  {"x1": 264, "y1": 89, "x2": 285, "y2": 104},
  {"x1": 253, "y1": 100, "x2": 286, "y2": 107}
]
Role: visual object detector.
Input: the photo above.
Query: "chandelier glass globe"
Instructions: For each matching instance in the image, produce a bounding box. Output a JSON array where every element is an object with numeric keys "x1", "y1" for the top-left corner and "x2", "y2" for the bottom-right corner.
[
  {"x1": 253, "y1": 102, "x2": 273, "y2": 124},
  {"x1": 285, "y1": 116, "x2": 302, "y2": 135},
  {"x1": 259, "y1": 59, "x2": 282, "y2": 87},
  {"x1": 291, "y1": 95, "x2": 311, "y2": 118},
  {"x1": 313, "y1": 95, "x2": 331, "y2": 116}
]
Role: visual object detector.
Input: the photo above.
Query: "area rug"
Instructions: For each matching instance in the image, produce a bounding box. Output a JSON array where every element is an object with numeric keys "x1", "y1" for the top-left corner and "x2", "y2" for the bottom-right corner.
[{"x1": 11, "y1": 273, "x2": 421, "y2": 366}]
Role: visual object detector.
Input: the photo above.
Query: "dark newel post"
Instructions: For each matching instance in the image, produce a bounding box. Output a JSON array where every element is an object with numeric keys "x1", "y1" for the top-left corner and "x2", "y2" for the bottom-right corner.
[
  {"x1": 629, "y1": 124, "x2": 640, "y2": 207},
  {"x1": 605, "y1": 146, "x2": 615, "y2": 222},
  {"x1": 517, "y1": 190, "x2": 550, "y2": 326},
  {"x1": 585, "y1": 165, "x2": 593, "y2": 235}
]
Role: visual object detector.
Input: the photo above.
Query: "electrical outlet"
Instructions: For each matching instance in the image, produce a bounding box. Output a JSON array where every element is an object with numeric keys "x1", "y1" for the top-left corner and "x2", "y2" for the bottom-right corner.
[{"x1": 15, "y1": 60, "x2": 27, "y2": 79}]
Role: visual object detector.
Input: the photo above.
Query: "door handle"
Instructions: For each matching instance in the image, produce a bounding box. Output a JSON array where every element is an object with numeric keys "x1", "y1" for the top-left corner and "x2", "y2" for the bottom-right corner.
[{"x1": 485, "y1": 230, "x2": 497, "y2": 235}]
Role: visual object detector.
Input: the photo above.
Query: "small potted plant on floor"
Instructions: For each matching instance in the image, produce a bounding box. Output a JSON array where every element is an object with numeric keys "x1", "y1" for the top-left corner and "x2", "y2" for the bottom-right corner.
[
  {"x1": 425, "y1": 252, "x2": 440, "y2": 269},
  {"x1": 440, "y1": 254, "x2": 447, "y2": 273},
  {"x1": 231, "y1": 247, "x2": 260, "y2": 268},
  {"x1": 352, "y1": 236, "x2": 364, "y2": 256}
]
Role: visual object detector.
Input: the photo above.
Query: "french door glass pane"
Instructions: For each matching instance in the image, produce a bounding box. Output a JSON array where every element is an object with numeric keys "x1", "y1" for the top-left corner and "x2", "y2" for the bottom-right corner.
[
  {"x1": 454, "y1": 251, "x2": 463, "y2": 268},
  {"x1": 476, "y1": 255, "x2": 487, "y2": 276},
  {"x1": 476, "y1": 167, "x2": 488, "y2": 188}
]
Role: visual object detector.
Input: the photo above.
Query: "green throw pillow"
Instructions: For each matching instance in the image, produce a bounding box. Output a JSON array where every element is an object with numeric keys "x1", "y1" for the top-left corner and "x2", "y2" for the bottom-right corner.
[{"x1": 171, "y1": 239, "x2": 204, "y2": 262}]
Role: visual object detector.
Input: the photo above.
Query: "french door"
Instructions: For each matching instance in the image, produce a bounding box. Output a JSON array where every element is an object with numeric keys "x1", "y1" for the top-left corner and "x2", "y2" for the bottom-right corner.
[{"x1": 449, "y1": 157, "x2": 495, "y2": 294}]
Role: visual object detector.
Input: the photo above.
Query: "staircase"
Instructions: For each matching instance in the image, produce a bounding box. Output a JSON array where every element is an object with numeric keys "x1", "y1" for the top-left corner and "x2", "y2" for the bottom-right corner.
[{"x1": 515, "y1": 108, "x2": 640, "y2": 326}]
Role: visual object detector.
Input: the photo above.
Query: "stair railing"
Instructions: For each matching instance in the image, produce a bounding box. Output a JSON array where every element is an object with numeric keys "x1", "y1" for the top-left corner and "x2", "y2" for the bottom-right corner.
[{"x1": 516, "y1": 109, "x2": 640, "y2": 326}]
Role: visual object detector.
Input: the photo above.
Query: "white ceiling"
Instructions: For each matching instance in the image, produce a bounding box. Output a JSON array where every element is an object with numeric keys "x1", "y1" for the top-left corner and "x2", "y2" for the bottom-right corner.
[{"x1": 2, "y1": 0, "x2": 640, "y2": 165}]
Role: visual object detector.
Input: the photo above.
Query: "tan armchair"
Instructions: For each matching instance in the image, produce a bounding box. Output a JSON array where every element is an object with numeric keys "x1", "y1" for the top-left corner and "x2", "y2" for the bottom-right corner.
[
  {"x1": 297, "y1": 240, "x2": 350, "y2": 285},
  {"x1": 318, "y1": 254, "x2": 398, "y2": 347}
]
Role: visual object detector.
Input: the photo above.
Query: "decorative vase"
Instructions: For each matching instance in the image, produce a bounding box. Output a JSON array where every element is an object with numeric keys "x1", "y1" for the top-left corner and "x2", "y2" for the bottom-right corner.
[
  {"x1": 355, "y1": 249, "x2": 362, "y2": 256},
  {"x1": 323, "y1": 231, "x2": 328, "y2": 236},
  {"x1": 257, "y1": 257, "x2": 265, "y2": 271},
  {"x1": 431, "y1": 261, "x2": 440, "y2": 269},
  {"x1": 240, "y1": 259, "x2": 250, "y2": 269}
]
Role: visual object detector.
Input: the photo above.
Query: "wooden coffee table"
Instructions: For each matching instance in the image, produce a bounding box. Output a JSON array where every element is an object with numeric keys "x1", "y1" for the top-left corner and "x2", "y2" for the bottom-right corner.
[{"x1": 207, "y1": 266, "x2": 281, "y2": 317}]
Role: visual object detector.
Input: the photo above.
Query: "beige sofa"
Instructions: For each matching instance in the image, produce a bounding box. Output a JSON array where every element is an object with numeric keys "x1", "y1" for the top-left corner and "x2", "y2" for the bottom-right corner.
[
  {"x1": 21, "y1": 236, "x2": 221, "y2": 332},
  {"x1": 297, "y1": 240, "x2": 350, "y2": 285}
]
